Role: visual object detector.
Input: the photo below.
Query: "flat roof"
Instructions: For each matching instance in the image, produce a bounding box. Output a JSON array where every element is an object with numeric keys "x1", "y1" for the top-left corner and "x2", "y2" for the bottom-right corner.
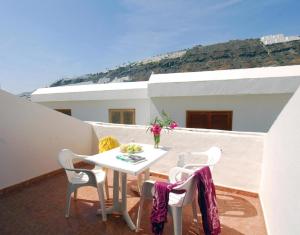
[
  {"x1": 31, "y1": 65, "x2": 300, "y2": 102},
  {"x1": 31, "y1": 81, "x2": 148, "y2": 102},
  {"x1": 149, "y1": 65, "x2": 300, "y2": 83},
  {"x1": 33, "y1": 81, "x2": 148, "y2": 94},
  {"x1": 148, "y1": 65, "x2": 300, "y2": 97}
]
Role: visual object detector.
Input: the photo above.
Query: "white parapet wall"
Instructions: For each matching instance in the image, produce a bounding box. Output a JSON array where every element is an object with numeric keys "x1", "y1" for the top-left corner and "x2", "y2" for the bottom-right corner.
[
  {"x1": 0, "y1": 90, "x2": 95, "y2": 190},
  {"x1": 260, "y1": 86, "x2": 300, "y2": 235},
  {"x1": 90, "y1": 122, "x2": 265, "y2": 193}
]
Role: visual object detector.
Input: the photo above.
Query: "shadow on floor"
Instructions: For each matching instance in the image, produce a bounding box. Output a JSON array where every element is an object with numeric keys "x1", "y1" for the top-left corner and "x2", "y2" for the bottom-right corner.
[{"x1": 217, "y1": 193, "x2": 258, "y2": 218}]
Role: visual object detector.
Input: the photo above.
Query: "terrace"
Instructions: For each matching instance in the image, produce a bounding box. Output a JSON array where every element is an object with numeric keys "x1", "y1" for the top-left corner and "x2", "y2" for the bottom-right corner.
[
  {"x1": 1, "y1": 85, "x2": 300, "y2": 235},
  {"x1": 0, "y1": 169, "x2": 266, "y2": 235}
]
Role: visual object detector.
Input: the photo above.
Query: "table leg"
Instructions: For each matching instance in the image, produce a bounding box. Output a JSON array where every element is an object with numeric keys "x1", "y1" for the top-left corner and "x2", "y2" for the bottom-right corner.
[
  {"x1": 144, "y1": 168, "x2": 150, "y2": 180},
  {"x1": 113, "y1": 170, "x2": 120, "y2": 208},
  {"x1": 137, "y1": 174, "x2": 143, "y2": 195},
  {"x1": 121, "y1": 172, "x2": 136, "y2": 230},
  {"x1": 98, "y1": 170, "x2": 120, "y2": 214},
  {"x1": 137, "y1": 168, "x2": 150, "y2": 195}
]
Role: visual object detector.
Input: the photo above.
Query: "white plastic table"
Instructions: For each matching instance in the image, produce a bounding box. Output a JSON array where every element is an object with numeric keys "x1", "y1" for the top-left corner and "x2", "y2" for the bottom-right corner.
[{"x1": 83, "y1": 144, "x2": 168, "y2": 230}]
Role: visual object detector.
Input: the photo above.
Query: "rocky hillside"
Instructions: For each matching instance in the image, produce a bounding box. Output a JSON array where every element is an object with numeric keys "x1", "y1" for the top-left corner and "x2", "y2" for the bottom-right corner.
[{"x1": 50, "y1": 38, "x2": 300, "y2": 87}]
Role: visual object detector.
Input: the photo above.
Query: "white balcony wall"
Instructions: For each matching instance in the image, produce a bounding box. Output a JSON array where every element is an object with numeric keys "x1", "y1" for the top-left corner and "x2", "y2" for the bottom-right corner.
[
  {"x1": 39, "y1": 99, "x2": 150, "y2": 124},
  {"x1": 260, "y1": 87, "x2": 300, "y2": 235},
  {"x1": 150, "y1": 94, "x2": 292, "y2": 132},
  {"x1": 91, "y1": 122, "x2": 264, "y2": 193},
  {"x1": 0, "y1": 90, "x2": 94, "y2": 190}
]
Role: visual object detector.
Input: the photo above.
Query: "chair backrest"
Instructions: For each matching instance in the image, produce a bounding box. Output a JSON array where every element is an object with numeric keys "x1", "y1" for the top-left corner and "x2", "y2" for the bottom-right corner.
[
  {"x1": 58, "y1": 149, "x2": 76, "y2": 182},
  {"x1": 172, "y1": 173, "x2": 198, "y2": 207},
  {"x1": 206, "y1": 146, "x2": 222, "y2": 171}
]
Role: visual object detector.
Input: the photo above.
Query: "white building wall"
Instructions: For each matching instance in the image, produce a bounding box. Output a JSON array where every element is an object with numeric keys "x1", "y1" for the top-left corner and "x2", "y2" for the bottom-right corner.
[
  {"x1": 260, "y1": 87, "x2": 300, "y2": 235},
  {"x1": 39, "y1": 99, "x2": 150, "y2": 124},
  {"x1": 0, "y1": 90, "x2": 94, "y2": 190},
  {"x1": 260, "y1": 34, "x2": 300, "y2": 45},
  {"x1": 150, "y1": 94, "x2": 292, "y2": 132},
  {"x1": 38, "y1": 93, "x2": 292, "y2": 132}
]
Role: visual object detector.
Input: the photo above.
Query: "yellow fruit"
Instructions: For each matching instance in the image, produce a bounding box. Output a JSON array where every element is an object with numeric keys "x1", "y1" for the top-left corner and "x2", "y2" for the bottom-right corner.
[
  {"x1": 120, "y1": 144, "x2": 128, "y2": 153},
  {"x1": 134, "y1": 145, "x2": 141, "y2": 152}
]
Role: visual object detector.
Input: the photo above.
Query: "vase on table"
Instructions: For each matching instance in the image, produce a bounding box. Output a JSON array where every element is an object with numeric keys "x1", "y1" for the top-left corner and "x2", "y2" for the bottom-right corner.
[{"x1": 153, "y1": 134, "x2": 160, "y2": 148}]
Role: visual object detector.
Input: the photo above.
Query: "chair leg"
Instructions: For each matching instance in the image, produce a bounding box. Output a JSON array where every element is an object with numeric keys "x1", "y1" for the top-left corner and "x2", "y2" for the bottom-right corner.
[
  {"x1": 136, "y1": 196, "x2": 145, "y2": 232},
  {"x1": 97, "y1": 183, "x2": 107, "y2": 221},
  {"x1": 103, "y1": 168, "x2": 109, "y2": 199},
  {"x1": 65, "y1": 184, "x2": 74, "y2": 218},
  {"x1": 192, "y1": 196, "x2": 201, "y2": 234},
  {"x1": 74, "y1": 188, "x2": 78, "y2": 200},
  {"x1": 192, "y1": 199, "x2": 198, "y2": 223},
  {"x1": 170, "y1": 206, "x2": 183, "y2": 235},
  {"x1": 104, "y1": 177, "x2": 109, "y2": 200}
]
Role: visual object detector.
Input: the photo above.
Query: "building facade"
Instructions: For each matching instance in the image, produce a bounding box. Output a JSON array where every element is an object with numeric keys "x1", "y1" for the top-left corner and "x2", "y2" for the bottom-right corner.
[
  {"x1": 260, "y1": 34, "x2": 300, "y2": 45},
  {"x1": 31, "y1": 65, "x2": 300, "y2": 132}
]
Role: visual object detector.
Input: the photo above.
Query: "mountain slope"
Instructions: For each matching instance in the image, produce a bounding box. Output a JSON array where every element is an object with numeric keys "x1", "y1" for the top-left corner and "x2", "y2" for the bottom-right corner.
[{"x1": 50, "y1": 38, "x2": 300, "y2": 87}]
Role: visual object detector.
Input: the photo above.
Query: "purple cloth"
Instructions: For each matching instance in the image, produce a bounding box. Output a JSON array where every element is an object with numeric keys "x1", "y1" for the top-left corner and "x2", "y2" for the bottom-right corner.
[
  {"x1": 195, "y1": 167, "x2": 221, "y2": 235},
  {"x1": 150, "y1": 181, "x2": 176, "y2": 235},
  {"x1": 150, "y1": 167, "x2": 221, "y2": 235}
]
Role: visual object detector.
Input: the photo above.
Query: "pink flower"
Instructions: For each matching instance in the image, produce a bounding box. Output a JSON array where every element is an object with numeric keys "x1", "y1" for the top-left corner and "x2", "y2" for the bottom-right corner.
[
  {"x1": 169, "y1": 121, "x2": 178, "y2": 129},
  {"x1": 150, "y1": 124, "x2": 162, "y2": 135}
]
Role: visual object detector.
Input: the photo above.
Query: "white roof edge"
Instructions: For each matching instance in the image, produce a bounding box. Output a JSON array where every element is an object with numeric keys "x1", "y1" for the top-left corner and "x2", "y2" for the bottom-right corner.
[
  {"x1": 31, "y1": 81, "x2": 149, "y2": 102},
  {"x1": 31, "y1": 65, "x2": 300, "y2": 102},
  {"x1": 32, "y1": 81, "x2": 148, "y2": 95},
  {"x1": 149, "y1": 65, "x2": 300, "y2": 83}
]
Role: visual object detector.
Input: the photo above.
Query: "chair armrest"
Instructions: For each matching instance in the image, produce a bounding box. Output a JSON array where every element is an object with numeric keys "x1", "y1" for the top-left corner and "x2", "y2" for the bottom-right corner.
[
  {"x1": 72, "y1": 154, "x2": 90, "y2": 161},
  {"x1": 183, "y1": 163, "x2": 211, "y2": 170},
  {"x1": 64, "y1": 168, "x2": 96, "y2": 180},
  {"x1": 169, "y1": 167, "x2": 194, "y2": 183},
  {"x1": 141, "y1": 179, "x2": 186, "y2": 199}
]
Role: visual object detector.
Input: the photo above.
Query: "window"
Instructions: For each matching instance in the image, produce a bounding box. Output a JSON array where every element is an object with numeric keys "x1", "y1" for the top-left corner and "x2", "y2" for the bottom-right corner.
[
  {"x1": 54, "y1": 109, "x2": 72, "y2": 116},
  {"x1": 109, "y1": 109, "x2": 135, "y2": 124},
  {"x1": 186, "y1": 111, "x2": 232, "y2": 130}
]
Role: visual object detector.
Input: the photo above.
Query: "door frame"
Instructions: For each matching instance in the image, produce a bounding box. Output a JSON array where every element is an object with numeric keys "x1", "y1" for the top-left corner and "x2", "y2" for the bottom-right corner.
[{"x1": 186, "y1": 110, "x2": 233, "y2": 130}]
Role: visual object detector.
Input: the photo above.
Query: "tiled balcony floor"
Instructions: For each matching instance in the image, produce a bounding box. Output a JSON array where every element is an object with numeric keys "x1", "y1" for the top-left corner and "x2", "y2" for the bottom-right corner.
[{"x1": 0, "y1": 170, "x2": 267, "y2": 235}]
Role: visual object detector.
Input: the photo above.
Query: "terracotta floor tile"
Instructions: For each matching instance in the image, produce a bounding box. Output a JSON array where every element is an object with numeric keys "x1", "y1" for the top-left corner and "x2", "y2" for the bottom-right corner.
[{"x1": 0, "y1": 170, "x2": 266, "y2": 235}]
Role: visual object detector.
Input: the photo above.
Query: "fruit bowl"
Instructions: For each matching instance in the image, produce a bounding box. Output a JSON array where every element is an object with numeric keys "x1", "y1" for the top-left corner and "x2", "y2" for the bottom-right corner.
[{"x1": 119, "y1": 144, "x2": 143, "y2": 154}]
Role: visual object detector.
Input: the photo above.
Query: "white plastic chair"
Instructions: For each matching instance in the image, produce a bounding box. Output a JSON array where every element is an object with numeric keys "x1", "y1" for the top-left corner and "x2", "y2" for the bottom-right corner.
[
  {"x1": 136, "y1": 167, "x2": 199, "y2": 235},
  {"x1": 58, "y1": 149, "x2": 107, "y2": 221},
  {"x1": 178, "y1": 146, "x2": 222, "y2": 172}
]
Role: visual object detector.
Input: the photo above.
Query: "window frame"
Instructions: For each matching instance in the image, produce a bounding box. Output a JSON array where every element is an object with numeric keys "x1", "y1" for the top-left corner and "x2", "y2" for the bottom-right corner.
[{"x1": 109, "y1": 109, "x2": 136, "y2": 125}]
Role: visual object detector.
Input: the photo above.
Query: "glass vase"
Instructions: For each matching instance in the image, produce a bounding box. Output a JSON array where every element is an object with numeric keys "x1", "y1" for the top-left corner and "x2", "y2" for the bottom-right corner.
[{"x1": 154, "y1": 134, "x2": 160, "y2": 148}]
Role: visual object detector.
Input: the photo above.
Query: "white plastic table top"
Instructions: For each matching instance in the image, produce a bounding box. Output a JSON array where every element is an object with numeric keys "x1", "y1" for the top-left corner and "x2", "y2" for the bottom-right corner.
[{"x1": 84, "y1": 143, "x2": 168, "y2": 176}]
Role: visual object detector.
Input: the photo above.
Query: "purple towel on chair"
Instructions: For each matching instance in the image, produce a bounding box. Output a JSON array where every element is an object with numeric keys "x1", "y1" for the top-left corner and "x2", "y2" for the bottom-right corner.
[
  {"x1": 195, "y1": 167, "x2": 221, "y2": 235},
  {"x1": 150, "y1": 167, "x2": 221, "y2": 235},
  {"x1": 151, "y1": 181, "x2": 184, "y2": 235},
  {"x1": 150, "y1": 181, "x2": 173, "y2": 235}
]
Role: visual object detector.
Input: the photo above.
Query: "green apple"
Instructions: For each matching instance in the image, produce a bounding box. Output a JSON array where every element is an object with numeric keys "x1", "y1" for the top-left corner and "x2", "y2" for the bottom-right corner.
[{"x1": 120, "y1": 144, "x2": 128, "y2": 153}]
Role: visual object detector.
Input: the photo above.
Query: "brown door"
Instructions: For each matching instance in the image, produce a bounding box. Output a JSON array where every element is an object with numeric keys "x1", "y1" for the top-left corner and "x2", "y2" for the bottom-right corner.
[{"x1": 186, "y1": 111, "x2": 232, "y2": 130}]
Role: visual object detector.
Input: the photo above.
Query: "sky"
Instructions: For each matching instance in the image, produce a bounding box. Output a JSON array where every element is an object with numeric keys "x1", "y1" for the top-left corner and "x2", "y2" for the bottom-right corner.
[{"x1": 0, "y1": 0, "x2": 299, "y2": 94}]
